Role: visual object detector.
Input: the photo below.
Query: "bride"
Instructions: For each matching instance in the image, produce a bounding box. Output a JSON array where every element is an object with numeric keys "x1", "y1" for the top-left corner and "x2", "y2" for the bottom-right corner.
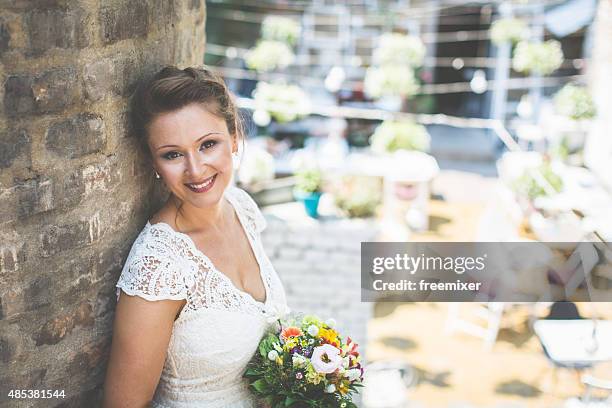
[{"x1": 103, "y1": 66, "x2": 287, "y2": 407}]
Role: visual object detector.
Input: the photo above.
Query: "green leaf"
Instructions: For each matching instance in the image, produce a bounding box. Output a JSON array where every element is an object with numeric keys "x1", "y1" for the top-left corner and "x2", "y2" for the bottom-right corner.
[
  {"x1": 284, "y1": 396, "x2": 297, "y2": 406},
  {"x1": 251, "y1": 379, "x2": 269, "y2": 393}
]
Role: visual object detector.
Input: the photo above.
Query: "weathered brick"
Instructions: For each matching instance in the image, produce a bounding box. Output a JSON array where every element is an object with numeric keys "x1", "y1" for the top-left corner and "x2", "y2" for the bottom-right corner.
[
  {"x1": 55, "y1": 169, "x2": 86, "y2": 211},
  {"x1": 100, "y1": 0, "x2": 148, "y2": 45},
  {"x1": 46, "y1": 113, "x2": 106, "y2": 158},
  {"x1": 34, "y1": 301, "x2": 94, "y2": 346},
  {"x1": 0, "y1": 16, "x2": 10, "y2": 54},
  {"x1": 115, "y1": 54, "x2": 141, "y2": 96},
  {"x1": 83, "y1": 59, "x2": 116, "y2": 101},
  {"x1": 4, "y1": 68, "x2": 80, "y2": 116},
  {"x1": 2, "y1": 276, "x2": 53, "y2": 320},
  {"x1": 0, "y1": 337, "x2": 11, "y2": 363},
  {"x1": 17, "y1": 177, "x2": 54, "y2": 218},
  {"x1": 67, "y1": 339, "x2": 110, "y2": 378},
  {"x1": 32, "y1": 67, "x2": 80, "y2": 113},
  {"x1": 0, "y1": 369, "x2": 46, "y2": 401},
  {"x1": 0, "y1": 128, "x2": 29, "y2": 169},
  {"x1": 40, "y1": 217, "x2": 100, "y2": 257},
  {"x1": 0, "y1": 242, "x2": 26, "y2": 274},
  {"x1": 27, "y1": 7, "x2": 88, "y2": 55},
  {"x1": 3, "y1": 75, "x2": 35, "y2": 116},
  {"x1": 2, "y1": 0, "x2": 68, "y2": 10},
  {"x1": 81, "y1": 158, "x2": 122, "y2": 195}
]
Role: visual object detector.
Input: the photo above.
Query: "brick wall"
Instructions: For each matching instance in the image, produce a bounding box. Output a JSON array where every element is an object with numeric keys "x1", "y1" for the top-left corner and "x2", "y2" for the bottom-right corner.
[{"x1": 0, "y1": 2, "x2": 206, "y2": 407}]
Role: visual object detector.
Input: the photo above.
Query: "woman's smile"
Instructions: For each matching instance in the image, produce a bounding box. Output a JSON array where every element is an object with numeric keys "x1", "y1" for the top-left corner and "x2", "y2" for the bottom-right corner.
[{"x1": 185, "y1": 174, "x2": 217, "y2": 193}]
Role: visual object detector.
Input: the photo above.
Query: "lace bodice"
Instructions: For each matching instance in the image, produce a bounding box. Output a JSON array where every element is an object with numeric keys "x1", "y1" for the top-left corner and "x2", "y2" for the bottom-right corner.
[{"x1": 115, "y1": 186, "x2": 287, "y2": 407}]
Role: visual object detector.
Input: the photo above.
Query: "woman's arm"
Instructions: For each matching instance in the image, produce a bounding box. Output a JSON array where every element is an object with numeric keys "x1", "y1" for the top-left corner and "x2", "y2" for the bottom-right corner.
[{"x1": 103, "y1": 291, "x2": 185, "y2": 408}]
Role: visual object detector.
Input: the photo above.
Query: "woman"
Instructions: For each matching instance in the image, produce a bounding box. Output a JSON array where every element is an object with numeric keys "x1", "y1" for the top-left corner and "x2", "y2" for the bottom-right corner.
[{"x1": 103, "y1": 66, "x2": 287, "y2": 407}]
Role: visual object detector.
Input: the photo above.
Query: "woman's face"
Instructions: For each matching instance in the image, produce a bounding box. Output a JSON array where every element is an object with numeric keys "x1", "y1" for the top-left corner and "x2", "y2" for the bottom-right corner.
[{"x1": 147, "y1": 103, "x2": 237, "y2": 209}]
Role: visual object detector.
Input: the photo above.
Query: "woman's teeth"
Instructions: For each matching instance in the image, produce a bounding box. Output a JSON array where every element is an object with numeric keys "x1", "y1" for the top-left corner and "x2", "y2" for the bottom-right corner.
[{"x1": 186, "y1": 175, "x2": 216, "y2": 192}]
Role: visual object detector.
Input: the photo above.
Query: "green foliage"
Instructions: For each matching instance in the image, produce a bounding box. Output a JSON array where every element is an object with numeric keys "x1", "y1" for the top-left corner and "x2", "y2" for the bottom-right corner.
[
  {"x1": 334, "y1": 176, "x2": 381, "y2": 218},
  {"x1": 294, "y1": 169, "x2": 323, "y2": 194},
  {"x1": 512, "y1": 163, "x2": 564, "y2": 200},
  {"x1": 252, "y1": 81, "x2": 311, "y2": 123},
  {"x1": 364, "y1": 65, "x2": 420, "y2": 99},
  {"x1": 246, "y1": 41, "x2": 295, "y2": 73},
  {"x1": 370, "y1": 120, "x2": 430, "y2": 153},
  {"x1": 512, "y1": 40, "x2": 564, "y2": 75},
  {"x1": 373, "y1": 33, "x2": 426, "y2": 67},
  {"x1": 490, "y1": 18, "x2": 529, "y2": 45},
  {"x1": 554, "y1": 84, "x2": 596, "y2": 121},
  {"x1": 262, "y1": 16, "x2": 301, "y2": 46}
]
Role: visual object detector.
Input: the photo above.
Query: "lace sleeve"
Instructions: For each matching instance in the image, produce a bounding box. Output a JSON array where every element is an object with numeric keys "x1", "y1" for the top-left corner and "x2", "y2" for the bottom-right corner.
[
  {"x1": 116, "y1": 227, "x2": 189, "y2": 302},
  {"x1": 230, "y1": 187, "x2": 267, "y2": 233}
]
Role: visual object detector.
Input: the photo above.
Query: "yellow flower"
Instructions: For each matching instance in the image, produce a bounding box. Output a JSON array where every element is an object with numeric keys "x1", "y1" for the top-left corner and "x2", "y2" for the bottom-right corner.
[
  {"x1": 283, "y1": 337, "x2": 299, "y2": 352},
  {"x1": 338, "y1": 381, "x2": 350, "y2": 395},
  {"x1": 319, "y1": 328, "x2": 339, "y2": 346}
]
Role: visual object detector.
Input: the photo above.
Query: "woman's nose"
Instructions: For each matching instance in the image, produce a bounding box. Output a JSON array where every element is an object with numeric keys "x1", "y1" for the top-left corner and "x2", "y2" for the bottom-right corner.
[{"x1": 185, "y1": 152, "x2": 206, "y2": 176}]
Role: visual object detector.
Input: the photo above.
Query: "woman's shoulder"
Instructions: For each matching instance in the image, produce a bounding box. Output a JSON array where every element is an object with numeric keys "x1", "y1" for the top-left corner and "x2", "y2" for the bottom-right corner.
[
  {"x1": 226, "y1": 185, "x2": 266, "y2": 233},
  {"x1": 117, "y1": 215, "x2": 191, "y2": 302}
]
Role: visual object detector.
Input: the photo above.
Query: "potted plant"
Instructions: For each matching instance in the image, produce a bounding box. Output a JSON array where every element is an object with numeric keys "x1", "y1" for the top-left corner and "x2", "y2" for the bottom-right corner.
[
  {"x1": 369, "y1": 119, "x2": 431, "y2": 153},
  {"x1": 512, "y1": 40, "x2": 564, "y2": 76},
  {"x1": 293, "y1": 168, "x2": 323, "y2": 218},
  {"x1": 550, "y1": 84, "x2": 597, "y2": 164},
  {"x1": 334, "y1": 176, "x2": 382, "y2": 218}
]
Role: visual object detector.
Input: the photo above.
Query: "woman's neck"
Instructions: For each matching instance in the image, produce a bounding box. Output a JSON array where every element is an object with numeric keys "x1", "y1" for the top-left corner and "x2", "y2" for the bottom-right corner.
[{"x1": 170, "y1": 194, "x2": 230, "y2": 234}]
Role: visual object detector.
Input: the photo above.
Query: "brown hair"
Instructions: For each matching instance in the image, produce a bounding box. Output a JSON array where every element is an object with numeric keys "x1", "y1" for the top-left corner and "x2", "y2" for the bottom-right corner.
[{"x1": 130, "y1": 66, "x2": 243, "y2": 155}]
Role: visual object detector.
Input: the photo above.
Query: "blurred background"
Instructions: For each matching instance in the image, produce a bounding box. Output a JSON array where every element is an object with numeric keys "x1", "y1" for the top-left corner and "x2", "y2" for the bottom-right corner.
[{"x1": 204, "y1": 1, "x2": 612, "y2": 407}]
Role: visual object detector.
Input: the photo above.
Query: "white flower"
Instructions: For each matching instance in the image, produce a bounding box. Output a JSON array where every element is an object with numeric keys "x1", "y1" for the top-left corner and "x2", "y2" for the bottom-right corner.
[
  {"x1": 292, "y1": 354, "x2": 307, "y2": 368},
  {"x1": 273, "y1": 342, "x2": 283, "y2": 353},
  {"x1": 267, "y1": 350, "x2": 279, "y2": 361},
  {"x1": 346, "y1": 368, "x2": 361, "y2": 381},
  {"x1": 311, "y1": 344, "x2": 343, "y2": 374},
  {"x1": 342, "y1": 356, "x2": 350, "y2": 369},
  {"x1": 307, "y1": 325, "x2": 319, "y2": 337},
  {"x1": 264, "y1": 303, "x2": 291, "y2": 324},
  {"x1": 325, "y1": 318, "x2": 337, "y2": 328},
  {"x1": 324, "y1": 384, "x2": 336, "y2": 393}
]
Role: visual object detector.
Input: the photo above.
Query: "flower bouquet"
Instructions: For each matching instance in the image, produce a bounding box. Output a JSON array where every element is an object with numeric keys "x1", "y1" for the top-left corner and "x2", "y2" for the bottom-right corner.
[{"x1": 244, "y1": 315, "x2": 363, "y2": 408}]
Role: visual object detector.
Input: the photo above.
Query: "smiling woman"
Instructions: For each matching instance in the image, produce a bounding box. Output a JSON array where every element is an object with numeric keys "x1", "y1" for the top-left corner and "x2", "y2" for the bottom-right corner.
[{"x1": 103, "y1": 66, "x2": 288, "y2": 408}]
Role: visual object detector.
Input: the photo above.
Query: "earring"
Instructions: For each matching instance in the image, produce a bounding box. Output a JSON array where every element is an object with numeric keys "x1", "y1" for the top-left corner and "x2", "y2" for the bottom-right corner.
[
  {"x1": 155, "y1": 171, "x2": 160, "y2": 179},
  {"x1": 232, "y1": 152, "x2": 240, "y2": 168}
]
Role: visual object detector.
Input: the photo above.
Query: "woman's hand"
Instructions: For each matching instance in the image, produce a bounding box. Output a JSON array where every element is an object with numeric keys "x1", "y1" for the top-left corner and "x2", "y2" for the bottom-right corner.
[{"x1": 102, "y1": 291, "x2": 185, "y2": 408}]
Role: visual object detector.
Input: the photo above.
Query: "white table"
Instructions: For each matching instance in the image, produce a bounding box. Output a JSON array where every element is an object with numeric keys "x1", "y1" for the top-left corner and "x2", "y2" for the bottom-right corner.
[{"x1": 534, "y1": 320, "x2": 612, "y2": 365}]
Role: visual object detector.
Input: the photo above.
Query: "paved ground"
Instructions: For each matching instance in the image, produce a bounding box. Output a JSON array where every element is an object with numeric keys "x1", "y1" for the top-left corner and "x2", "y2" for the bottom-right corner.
[
  {"x1": 365, "y1": 169, "x2": 612, "y2": 408},
  {"x1": 367, "y1": 302, "x2": 612, "y2": 408}
]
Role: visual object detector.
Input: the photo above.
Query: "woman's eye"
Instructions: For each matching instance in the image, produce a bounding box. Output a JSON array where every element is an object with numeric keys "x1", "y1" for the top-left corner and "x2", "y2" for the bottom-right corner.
[
  {"x1": 162, "y1": 151, "x2": 181, "y2": 160},
  {"x1": 201, "y1": 140, "x2": 217, "y2": 150}
]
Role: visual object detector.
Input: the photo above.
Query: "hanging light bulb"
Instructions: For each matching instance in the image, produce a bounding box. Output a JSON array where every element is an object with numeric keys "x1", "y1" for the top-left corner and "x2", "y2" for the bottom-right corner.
[
  {"x1": 253, "y1": 109, "x2": 271, "y2": 127},
  {"x1": 470, "y1": 69, "x2": 488, "y2": 94},
  {"x1": 324, "y1": 66, "x2": 346, "y2": 93},
  {"x1": 517, "y1": 94, "x2": 533, "y2": 119}
]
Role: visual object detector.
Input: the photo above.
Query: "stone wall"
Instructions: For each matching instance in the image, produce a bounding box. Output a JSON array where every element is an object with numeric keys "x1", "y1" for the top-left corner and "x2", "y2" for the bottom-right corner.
[{"x1": 0, "y1": 1, "x2": 206, "y2": 407}]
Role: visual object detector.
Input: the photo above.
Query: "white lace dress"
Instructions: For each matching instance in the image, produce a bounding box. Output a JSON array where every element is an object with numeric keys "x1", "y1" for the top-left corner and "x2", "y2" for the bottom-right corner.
[{"x1": 115, "y1": 187, "x2": 287, "y2": 407}]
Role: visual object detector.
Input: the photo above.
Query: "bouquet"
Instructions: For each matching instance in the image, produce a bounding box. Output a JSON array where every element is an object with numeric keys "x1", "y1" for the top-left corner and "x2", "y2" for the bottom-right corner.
[{"x1": 245, "y1": 315, "x2": 363, "y2": 408}]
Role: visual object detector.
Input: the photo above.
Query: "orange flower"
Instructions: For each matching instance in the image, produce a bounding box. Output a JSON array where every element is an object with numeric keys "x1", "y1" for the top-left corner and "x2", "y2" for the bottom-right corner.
[{"x1": 281, "y1": 326, "x2": 303, "y2": 342}]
